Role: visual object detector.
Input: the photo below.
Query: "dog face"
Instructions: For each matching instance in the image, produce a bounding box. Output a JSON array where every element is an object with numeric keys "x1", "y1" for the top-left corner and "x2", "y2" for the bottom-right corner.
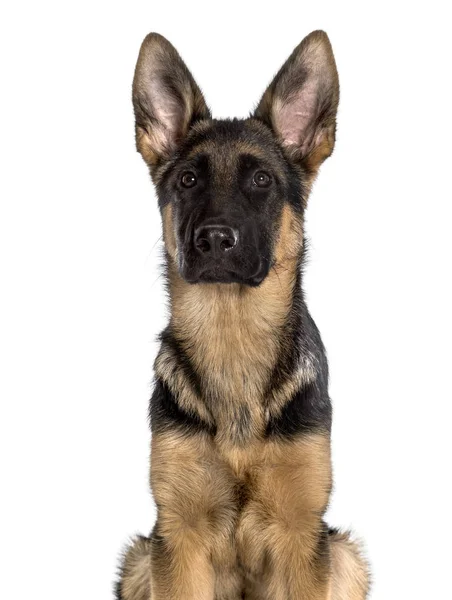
[
  {"x1": 155, "y1": 119, "x2": 302, "y2": 286},
  {"x1": 132, "y1": 31, "x2": 339, "y2": 286}
]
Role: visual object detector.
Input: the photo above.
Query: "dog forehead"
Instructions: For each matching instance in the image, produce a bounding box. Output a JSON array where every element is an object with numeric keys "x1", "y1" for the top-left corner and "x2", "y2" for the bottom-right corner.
[{"x1": 183, "y1": 118, "x2": 285, "y2": 182}]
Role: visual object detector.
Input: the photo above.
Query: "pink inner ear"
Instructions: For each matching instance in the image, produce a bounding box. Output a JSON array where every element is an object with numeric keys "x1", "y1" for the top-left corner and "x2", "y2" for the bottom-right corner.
[
  {"x1": 273, "y1": 78, "x2": 319, "y2": 154},
  {"x1": 148, "y1": 77, "x2": 185, "y2": 152}
]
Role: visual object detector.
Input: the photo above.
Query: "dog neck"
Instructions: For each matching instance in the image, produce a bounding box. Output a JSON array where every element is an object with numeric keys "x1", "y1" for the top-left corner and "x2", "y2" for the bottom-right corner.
[
  {"x1": 167, "y1": 257, "x2": 299, "y2": 403},
  {"x1": 167, "y1": 204, "x2": 303, "y2": 384}
]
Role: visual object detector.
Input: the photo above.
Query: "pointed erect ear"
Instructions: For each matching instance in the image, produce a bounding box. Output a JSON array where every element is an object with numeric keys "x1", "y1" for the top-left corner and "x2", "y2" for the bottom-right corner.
[
  {"x1": 132, "y1": 33, "x2": 210, "y2": 166},
  {"x1": 254, "y1": 31, "x2": 339, "y2": 174}
]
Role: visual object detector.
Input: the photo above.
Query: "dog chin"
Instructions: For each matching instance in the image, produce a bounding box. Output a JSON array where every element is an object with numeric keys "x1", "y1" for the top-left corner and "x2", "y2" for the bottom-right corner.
[{"x1": 180, "y1": 265, "x2": 267, "y2": 287}]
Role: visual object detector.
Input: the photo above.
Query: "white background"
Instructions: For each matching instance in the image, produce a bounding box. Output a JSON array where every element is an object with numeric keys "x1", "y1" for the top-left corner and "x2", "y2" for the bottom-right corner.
[{"x1": 1, "y1": 1, "x2": 451, "y2": 598}]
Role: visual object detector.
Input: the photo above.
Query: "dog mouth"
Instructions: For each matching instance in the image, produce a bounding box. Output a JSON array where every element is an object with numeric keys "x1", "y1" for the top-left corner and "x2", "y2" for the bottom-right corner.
[{"x1": 179, "y1": 259, "x2": 268, "y2": 287}]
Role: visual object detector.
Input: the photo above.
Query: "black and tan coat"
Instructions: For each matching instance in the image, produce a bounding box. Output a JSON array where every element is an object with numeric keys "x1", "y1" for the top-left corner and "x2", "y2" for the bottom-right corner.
[{"x1": 117, "y1": 30, "x2": 370, "y2": 600}]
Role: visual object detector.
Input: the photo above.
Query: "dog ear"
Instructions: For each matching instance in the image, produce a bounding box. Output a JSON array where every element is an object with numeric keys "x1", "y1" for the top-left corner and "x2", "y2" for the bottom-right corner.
[
  {"x1": 132, "y1": 33, "x2": 210, "y2": 166},
  {"x1": 254, "y1": 30, "x2": 339, "y2": 174}
]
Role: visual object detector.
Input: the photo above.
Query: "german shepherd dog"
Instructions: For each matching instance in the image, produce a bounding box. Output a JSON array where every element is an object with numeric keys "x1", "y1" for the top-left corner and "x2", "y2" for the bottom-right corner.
[{"x1": 117, "y1": 30, "x2": 370, "y2": 599}]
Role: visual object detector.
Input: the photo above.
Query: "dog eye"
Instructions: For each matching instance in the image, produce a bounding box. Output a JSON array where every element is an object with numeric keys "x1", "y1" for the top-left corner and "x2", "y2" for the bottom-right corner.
[
  {"x1": 253, "y1": 171, "x2": 272, "y2": 188},
  {"x1": 180, "y1": 171, "x2": 197, "y2": 188}
]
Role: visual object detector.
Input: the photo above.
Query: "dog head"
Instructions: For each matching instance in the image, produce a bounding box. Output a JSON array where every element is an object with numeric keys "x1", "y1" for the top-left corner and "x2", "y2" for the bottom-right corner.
[{"x1": 133, "y1": 31, "x2": 339, "y2": 286}]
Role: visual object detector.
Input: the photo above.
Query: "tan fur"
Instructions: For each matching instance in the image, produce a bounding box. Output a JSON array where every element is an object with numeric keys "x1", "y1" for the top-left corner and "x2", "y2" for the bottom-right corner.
[
  {"x1": 161, "y1": 204, "x2": 177, "y2": 260},
  {"x1": 135, "y1": 127, "x2": 160, "y2": 167},
  {"x1": 123, "y1": 430, "x2": 355, "y2": 599},
  {"x1": 119, "y1": 536, "x2": 152, "y2": 600},
  {"x1": 151, "y1": 431, "x2": 332, "y2": 599},
  {"x1": 235, "y1": 433, "x2": 332, "y2": 599},
  {"x1": 149, "y1": 431, "x2": 236, "y2": 599},
  {"x1": 120, "y1": 529, "x2": 370, "y2": 600},
  {"x1": 329, "y1": 531, "x2": 370, "y2": 600}
]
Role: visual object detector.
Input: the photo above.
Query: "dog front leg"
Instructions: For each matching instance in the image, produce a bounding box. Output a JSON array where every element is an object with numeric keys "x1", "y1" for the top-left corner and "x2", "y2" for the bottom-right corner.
[
  {"x1": 149, "y1": 522, "x2": 215, "y2": 600},
  {"x1": 239, "y1": 432, "x2": 332, "y2": 600},
  {"x1": 150, "y1": 430, "x2": 238, "y2": 600}
]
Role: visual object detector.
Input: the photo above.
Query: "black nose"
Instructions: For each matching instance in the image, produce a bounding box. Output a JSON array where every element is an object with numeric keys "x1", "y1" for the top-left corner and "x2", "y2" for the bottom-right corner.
[{"x1": 194, "y1": 225, "x2": 239, "y2": 256}]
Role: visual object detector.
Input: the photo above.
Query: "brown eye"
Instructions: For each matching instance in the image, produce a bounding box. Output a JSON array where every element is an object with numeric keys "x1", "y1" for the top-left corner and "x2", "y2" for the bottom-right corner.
[
  {"x1": 180, "y1": 172, "x2": 197, "y2": 188},
  {"x1": 253, "y1": 170, "x2": 272, "y2": 188}
]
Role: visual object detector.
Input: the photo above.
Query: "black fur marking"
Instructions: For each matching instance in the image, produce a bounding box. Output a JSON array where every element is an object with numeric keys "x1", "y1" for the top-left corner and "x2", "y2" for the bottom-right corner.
[
  {"x1": 114, "y1": 579, "x2": 123, "y2": 600},
  {"x1": 265, "y1": 381, "x2": 331, "y2": 438},
  {"x1": 264, "y1": 258, "x2": 331, "y2": 438},
  {"x1": 149, "y1": 379, "x2": 216, "y2": 436},
  {"x1": 315, "y1": 521, "x2": 333, "y2": 569},
  {"x1": 159, "y1": 327, "x2": 204, "y2": 399},
  {"x1": 235, "y1": 479, "x2": 250, "y2": 511}
]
